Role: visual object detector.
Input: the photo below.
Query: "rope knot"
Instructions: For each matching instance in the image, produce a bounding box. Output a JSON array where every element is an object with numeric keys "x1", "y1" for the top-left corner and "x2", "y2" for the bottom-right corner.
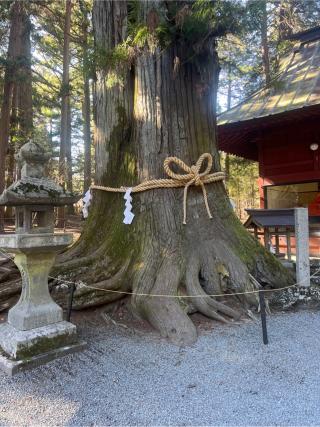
[
  {"x1": 190, "y1": 165, "x2": 202, "y2": 186},
  {"x1": 163, "y1": 153, "x2": 225, "y2": 224}
]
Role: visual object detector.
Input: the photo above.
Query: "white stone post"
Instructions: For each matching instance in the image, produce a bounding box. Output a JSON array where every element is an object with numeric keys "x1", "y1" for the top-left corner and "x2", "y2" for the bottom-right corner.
[{"x1": 294, "y1": 207, "x2": 310, "y2": 287}]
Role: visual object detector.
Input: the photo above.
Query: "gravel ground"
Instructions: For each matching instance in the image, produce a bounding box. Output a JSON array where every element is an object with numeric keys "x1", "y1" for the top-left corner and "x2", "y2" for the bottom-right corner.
[{"x1": 0, "y1": 310, "x2": 320, "y2": 426}]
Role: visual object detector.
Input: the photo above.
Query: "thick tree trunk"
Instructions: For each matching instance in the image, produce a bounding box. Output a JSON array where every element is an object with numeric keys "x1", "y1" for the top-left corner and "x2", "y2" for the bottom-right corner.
[
  {"x1": 58, "y1": 0, "x2": 293, "y2": 346},
  {"x1": 225, "y1": 63, "x2": 232, "y2": 184},
  {"x1": 82, "y1": 77, "x2": 91, "y2": 192}
]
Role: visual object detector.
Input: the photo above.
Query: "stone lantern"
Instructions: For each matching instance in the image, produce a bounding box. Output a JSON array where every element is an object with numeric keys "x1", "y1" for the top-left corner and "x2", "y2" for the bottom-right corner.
[{"x1": 0, "y1": 142, "x2": 85, "y2": 375}]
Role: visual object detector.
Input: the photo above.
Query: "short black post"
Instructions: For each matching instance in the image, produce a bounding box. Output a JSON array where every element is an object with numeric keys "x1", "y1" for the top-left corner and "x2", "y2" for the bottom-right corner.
[
  {"x1": 259, "y1": 289, "x2": 268, "y2": 345},
  {"x1": 66, "y1": 282, "x2": 76, "y2": 322}
]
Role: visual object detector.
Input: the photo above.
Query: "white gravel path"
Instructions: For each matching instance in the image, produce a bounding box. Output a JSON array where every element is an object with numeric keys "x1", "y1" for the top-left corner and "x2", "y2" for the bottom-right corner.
[{"x1": 0, "y1": 310, "x2": 320, "y2": 426}]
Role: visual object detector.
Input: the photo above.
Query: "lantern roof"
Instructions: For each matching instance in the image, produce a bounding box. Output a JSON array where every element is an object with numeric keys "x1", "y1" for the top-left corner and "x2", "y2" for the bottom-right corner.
[{"x1": 0, "y1": 141, "x2": 80, "y2": 206}]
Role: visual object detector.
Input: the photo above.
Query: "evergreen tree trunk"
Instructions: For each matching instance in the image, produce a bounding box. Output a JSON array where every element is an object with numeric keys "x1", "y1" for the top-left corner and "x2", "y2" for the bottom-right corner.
[
  {"x1": 4, "y1": 85, "x2": 18, "y2": 221},
  {"x1": 58, "y1": 0, "x2": 73, "y2": 225},
  {"x1": 8, "y1": 85, "x2": 18, "y2": 188},
  {"x1": 261, "y1": 0, "x2": 271, "y2": 85},
  {"x1": 16, "y1": 4, "x2": 33, "y2": 144},
  {"x1": 82, "y1": 76, "x2": 91, "y2": 193},
  {"x1": 80, "y1": 0, "x2": 91, "y2": 193},
  {"x1": 225, "y1": 63, "x2": 232, "y2": 184},
  {"x1": 0, "y1": 1, "x2": 27, "y2": 231},
  {"x1": 55, "y1": 0, "x2": 293, "y2": 346}
]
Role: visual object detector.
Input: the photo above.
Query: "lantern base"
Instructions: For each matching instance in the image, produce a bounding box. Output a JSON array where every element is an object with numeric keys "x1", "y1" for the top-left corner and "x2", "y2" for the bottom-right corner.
[{"x1": 0, "y1": 321, "x2": 86, "y2": 376}]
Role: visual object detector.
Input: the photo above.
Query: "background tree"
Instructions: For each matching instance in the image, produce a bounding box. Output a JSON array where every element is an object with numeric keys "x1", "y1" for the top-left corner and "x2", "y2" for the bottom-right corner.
[
  {"x1": 0, "y1": 0, "x2": 32, "y2": 231},
  {"x1": 58, "y1": 0, "x2": 73, "y2": 224},
  {"x1": 33, "y1": 0, "x2": 93, "y2": 192},
  {"x1": 79, "y1": 0, "x2": 92, "y2": 192}
]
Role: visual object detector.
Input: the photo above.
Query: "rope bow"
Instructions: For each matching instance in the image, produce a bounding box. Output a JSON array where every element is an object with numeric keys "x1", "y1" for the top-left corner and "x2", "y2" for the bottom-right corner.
[
  {"x1": 163, "y1": 153, "x2": 223, "y2": 224},
  {"x1": 91, "y1": 153, "x2": 225, "y2": 224}
]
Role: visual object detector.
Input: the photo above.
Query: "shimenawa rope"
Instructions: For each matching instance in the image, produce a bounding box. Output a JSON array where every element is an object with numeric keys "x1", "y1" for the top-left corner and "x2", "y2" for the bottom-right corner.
[{"x1": 91, "y1": 152, "x2": 225, "y2": 224}]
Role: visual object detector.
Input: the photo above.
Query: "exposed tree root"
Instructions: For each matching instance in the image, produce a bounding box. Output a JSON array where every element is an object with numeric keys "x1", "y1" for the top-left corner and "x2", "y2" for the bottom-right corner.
[
  {"x1": 134, "y1": 257, "x2": 197, "y2": 345},
  {"x1": 55, "y1": 245, "x2": 107, "y2": 273},
  {"x1": 143, "y1": 297, "x2": 197, "y2": 345},
  {"x1": 52, "y1": 258, "x2": 131, "y2": 309}
]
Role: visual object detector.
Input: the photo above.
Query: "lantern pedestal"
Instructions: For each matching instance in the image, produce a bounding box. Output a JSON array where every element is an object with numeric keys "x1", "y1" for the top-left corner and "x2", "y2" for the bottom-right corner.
[
  {"x1": 0, "y1": 233, "x2": 86, "y2": 376},
  {"x1": 0, "y1": 322, "x2": 86, "y2": 376},
  {"x1": 0, "y1": 141, "x2": 84, "y2": 376}
]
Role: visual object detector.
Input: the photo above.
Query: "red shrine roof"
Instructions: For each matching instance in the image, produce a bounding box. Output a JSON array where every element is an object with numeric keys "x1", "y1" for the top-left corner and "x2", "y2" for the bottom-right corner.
[{"x1": 218, "y1": 27, "x2": 320, "y2": 160}]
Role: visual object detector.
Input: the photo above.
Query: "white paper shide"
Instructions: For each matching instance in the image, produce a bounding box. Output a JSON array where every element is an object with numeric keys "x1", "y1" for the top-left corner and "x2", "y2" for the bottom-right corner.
[
  {"x1": 82, "y1": 190, "x2": 92, "y2": 219},
  {"x1": 123, "y1": 188, "x2": 134, "y2": 225}
]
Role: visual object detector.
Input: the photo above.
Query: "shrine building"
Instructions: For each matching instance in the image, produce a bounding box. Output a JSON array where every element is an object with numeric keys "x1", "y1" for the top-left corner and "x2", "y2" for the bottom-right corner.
[{"x1": 218, "y1": 26, "x2": 320, "y2": 257}]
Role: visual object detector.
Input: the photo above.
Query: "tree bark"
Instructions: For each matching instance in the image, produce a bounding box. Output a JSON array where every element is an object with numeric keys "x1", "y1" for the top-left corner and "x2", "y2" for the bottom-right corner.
[
  {"x1": 80, "y1": 0, "x2": 92, "y2": 193},
  {"x1": 225, "y1": 63, "x2": 232, "y2": 184},
  {"x1": 58, "y1": 0, "x2": 73, "y2": 225},
  {"x1": 261, "y1": 0, "x2": 271, "y2": 85},
  {"x1": 4, "y1": 85, "x2": 18, "y2": 221},
  {"x1": 82, "y1": 75, "x2": 91, "y2": 193},
  {"x1": 0, "y1": 1, "x2": 29, "y2": 231},
  {"x1": 16, "y1": 4, "x2": 33, "y2": 144}
]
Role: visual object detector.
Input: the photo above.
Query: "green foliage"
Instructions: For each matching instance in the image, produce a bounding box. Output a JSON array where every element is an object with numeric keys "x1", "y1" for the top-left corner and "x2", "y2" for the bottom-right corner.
[
  {"x1": 92, "y1": 0, "x2": 246, "y2": 77},
  {"x1": 221, "y1": 153, "x2": 259, "y2": 220},
  {"x1": 164, "y1": 0, "x2": 245, "y2": 53},
  {"x1": 127, "y1": 0, "x2": 140, "y2": 36},
  {"x1": 95, "y1": 40, "x2": 133, "y2": 71},
  {"x1": 105, "y1": 71, "x2": 124, "y2": 89},
  {"x1": 133, "y1": 25, "x2": 149, "y2": 48},
  {"x1": 189, "y1": 0, "x2": 243, "y2": 38}
]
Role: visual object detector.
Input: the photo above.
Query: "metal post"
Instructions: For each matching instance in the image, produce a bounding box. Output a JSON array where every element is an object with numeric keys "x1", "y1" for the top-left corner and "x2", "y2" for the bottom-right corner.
[
  {"x1": 259, "y1": 289, "x2": 268, "y2": 345},
  {"x1": 66, "y1": 282, "x2": 76, "y2": 322}
]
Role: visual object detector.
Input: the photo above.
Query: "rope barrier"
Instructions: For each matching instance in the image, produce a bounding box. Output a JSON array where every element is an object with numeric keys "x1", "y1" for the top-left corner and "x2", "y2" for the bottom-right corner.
[
  {"x1": 0, "y1": 247, "x2": 319, "y2": 299},
  {"x1": 91, "y1": 153, "x2": 225, "y2": 225},
  {"x1": 55, "y1": 272, "x2": 319, "y2": 298}
]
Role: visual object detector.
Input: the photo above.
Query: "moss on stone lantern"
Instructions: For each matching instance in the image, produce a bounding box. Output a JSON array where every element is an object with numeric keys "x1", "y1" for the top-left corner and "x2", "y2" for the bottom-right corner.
[{"x1": 0, "y1": 141, "x2": 85, "y2": 376}]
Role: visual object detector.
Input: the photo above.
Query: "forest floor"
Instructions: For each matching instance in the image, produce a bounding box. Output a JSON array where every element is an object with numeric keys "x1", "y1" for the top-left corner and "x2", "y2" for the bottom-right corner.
[{"x1": 0, "y1": 308, "x2": 319, "y2": 426}]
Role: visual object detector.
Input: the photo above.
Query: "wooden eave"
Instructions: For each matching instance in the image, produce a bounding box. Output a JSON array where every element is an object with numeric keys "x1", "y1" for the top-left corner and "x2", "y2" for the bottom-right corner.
[
  {"x1": 217, "y1": 29, "x2": 320, "y2": 160},
  {"x1": 218, "y1": 103, "x2": 320, "y2": 161}
]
